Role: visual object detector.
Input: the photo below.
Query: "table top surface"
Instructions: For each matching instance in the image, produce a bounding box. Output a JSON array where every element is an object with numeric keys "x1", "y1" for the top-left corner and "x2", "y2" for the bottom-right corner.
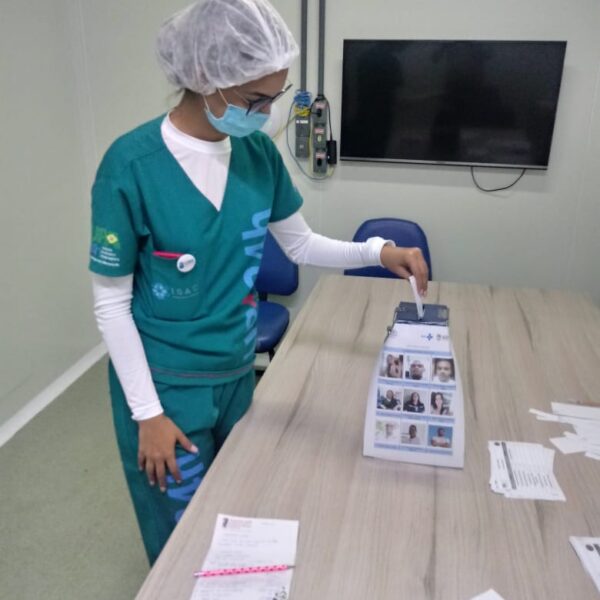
[{"x1": 137, "y1": 276, "x2": 600, "y2": 600}]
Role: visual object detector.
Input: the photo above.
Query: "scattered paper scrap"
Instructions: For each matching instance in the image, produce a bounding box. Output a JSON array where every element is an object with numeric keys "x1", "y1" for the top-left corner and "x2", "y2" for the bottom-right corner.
[
  {"x1": 470, "y1": 590, "x2": 506, "y2": 600},
  {"x1": 550, "y1": 435, "x2": 586, "y2": 455},
  {"x1": 488, "y1": 441, "x2": 565, "y2": 501},
  {"x1": 530, "y1": 401, "x2": 600, "y2": 460},
  {"x1": 552, "y1": 402, "x2": 600, "y2": 421},
  {"x1": 570, "y1": 536, "x2": 600, "y2": 594}
]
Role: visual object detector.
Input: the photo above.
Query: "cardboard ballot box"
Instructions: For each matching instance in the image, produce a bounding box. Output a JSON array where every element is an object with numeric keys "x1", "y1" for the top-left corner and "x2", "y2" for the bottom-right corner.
[{"x1": 363, "y1": 302, "x2": 465, "y2": 469}]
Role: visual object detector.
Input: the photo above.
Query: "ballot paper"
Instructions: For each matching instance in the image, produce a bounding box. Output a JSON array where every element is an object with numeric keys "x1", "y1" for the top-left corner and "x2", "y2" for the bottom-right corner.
[
  {"x1": 363, "y1": 306, "x2": 465, "y2": 469},
  {"x1": 469, "y1": 590, "x2": 506, "y2": 600},
  {"x1": 552, "y1": 402, "x2": 600, "y2": 421},
  {"x1": 550, "y1": 435, "x2": 587, "y2": 455},
  {"x1": 569, "y1": 536, "x2": 600, "y2": 594},
  {"x1": 530, "y1": 402, "x2": 600, "y2": 461},
  {"x1": 191, "y1": 515, "x2": 299, "y2": 600},
  {"x1": 488, "y1": 441, "x2": 565, "y2": 501}
]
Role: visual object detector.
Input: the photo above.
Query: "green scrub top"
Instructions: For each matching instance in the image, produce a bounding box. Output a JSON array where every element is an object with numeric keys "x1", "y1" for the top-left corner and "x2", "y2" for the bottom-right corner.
[{"x1": 89, "y1": 115, "x2": 303, "y2": 385}]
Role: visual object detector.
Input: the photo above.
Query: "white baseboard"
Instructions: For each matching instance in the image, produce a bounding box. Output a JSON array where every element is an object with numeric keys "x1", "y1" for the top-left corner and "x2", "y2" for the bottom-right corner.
[{"x1": 0, "y1": 343, "x2": 107, "y2": 448}]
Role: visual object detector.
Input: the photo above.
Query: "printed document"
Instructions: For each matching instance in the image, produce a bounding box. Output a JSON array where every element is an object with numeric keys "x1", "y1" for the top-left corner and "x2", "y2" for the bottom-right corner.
[
  {"x1": 570, "y1": 536, "x2": 600, "y2": 594},
  {"x1": 488, "y1": 441, "x2": 565, "y2": 501},
  {"x1": 191, "y1": 515, "x2": 299, "y2": 600}
]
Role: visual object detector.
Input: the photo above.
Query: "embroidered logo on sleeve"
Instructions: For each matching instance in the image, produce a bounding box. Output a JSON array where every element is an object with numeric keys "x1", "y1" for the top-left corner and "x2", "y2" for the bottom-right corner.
[{"x1": 90, "y1": 226, "x2": 121, "y2": 268}]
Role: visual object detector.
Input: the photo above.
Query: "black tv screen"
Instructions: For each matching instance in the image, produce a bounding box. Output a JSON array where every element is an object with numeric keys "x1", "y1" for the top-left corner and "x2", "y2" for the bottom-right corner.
[{"x1": 340, "y1": 40, "x2": 567, "y2": 169}]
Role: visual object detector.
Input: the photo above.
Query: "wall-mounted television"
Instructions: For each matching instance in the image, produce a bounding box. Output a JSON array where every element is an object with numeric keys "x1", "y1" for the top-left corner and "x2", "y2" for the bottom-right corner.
[{"x1": 340, "y1": 40, "x2": 567, "y2": 169}]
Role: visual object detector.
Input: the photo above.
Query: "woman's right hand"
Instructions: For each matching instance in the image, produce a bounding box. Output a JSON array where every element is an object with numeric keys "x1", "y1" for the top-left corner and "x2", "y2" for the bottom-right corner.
[{"x1": 137, "y1": 414, "x2": 198, "y2": 492}]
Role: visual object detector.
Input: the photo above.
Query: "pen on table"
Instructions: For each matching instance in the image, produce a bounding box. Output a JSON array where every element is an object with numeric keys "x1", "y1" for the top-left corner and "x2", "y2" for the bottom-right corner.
[{"x1": 194, "y1": 564, "x2": 294, "y2": 578}]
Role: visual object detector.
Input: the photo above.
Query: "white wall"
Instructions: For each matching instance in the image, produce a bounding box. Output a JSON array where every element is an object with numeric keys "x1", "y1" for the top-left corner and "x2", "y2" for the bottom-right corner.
[
  {"x1": 0, "y1": 0, "x2": 189, "y2": 425},
  {"x1": 271, "y1": 0, "x2": 600, "y2": 315},
  {"x1": 0, "y1": 0, "x2": 98, "y2": 425},
  {"x1": 77, "y1": 0, "x2": 191, "y2": 158},
  {"x1": 1, "y1": 0, "x2": 599, "y2": 426}
]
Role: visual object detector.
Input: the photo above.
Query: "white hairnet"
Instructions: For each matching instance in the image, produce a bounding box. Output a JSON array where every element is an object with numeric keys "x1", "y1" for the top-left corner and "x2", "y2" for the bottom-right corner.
[{"x1": 156, "y1": 0, "x2": 299, "y2": 95}]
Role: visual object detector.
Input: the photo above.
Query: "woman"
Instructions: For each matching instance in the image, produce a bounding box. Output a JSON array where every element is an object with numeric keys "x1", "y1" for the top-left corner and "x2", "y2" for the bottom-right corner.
[
  {"x1": 430, "y1": 392, "x2": 449, "y2": 415},
  {"x1": 90, "y1": 0, "x2": 428, "y2": 564},
  {"x1": 403, "y1": 392, "x2": 425, "y2": 413}
]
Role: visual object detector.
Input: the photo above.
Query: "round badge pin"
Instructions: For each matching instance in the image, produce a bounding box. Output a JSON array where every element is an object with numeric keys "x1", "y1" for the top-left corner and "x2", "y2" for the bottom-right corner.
[{"x1": 176, "y1": 254, "x2": 196, "y2": 273}]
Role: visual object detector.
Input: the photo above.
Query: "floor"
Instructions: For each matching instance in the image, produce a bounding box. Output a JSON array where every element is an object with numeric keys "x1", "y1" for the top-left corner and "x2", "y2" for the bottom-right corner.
[
  {"x1": 0, "y1": 356, "x2": 267, "y2": 600},
  {"x1": 0, "y1": 356, "x2": 148, "y2": 600}
]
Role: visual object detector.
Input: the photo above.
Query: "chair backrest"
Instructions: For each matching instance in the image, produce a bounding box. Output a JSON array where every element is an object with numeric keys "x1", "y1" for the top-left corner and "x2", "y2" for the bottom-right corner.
[
  {"x1": 344, "y1": 218, "x2": 432, "y2": 280},
  {"x1": 255, "y1": 231, "x2": 299, "y2": 297}
]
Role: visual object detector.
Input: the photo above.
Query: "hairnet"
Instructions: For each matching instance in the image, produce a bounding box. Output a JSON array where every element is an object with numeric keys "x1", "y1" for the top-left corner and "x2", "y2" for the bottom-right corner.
[{"x1": 156, "y1": 0, "x2": 299, "y2": 95}]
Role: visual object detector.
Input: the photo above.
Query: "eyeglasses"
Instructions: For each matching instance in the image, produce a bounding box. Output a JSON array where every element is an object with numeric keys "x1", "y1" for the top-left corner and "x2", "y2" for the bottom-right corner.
[{"x1": 233, "y1": 82, "x2": 293, "y2": 115}]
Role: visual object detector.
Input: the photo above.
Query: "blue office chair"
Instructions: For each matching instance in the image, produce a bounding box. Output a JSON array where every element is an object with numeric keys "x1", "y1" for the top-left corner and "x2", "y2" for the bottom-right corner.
[
  {"x1": 255, "y1": 231, "x2": 299, "y2": 361},
  {"x1": 344, "y1": 218, "x2": 432, "y2": 279}
]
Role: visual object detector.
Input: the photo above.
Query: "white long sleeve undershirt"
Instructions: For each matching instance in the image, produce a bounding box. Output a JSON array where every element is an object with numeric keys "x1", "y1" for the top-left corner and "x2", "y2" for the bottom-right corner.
[{"x1": 93, "y1": 211, "x2": 391, "y2": 421}]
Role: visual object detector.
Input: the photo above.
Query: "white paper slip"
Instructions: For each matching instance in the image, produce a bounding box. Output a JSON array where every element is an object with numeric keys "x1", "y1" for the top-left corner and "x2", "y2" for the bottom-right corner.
[
  {"x1": 573, "y1": 421, "x2": 600, "y2": 440},
  {"x1": 551, "y1": 402, "x2": 600, "y2": 421},
  {"x1": 550, "y1": 435, "x2": 586, "y2": 455},
  {"x1": 469, "y1": 590, "x2": 506, "y2": 600},
  {"x1": 531, "y1": 403, "x2": 600, "y2": 463},
  {"x1": 191, "y1": 515, "x2": 299, "y2": 600},
  {"x1": 408, "y1": 275, "x2": 424, "y2": 319},
  {"x1": 569, "y1": 536, "x2": 600, "y2": 594},
  {"x1": 488, "y1": 441, "x2": 565, "y2": 501}
]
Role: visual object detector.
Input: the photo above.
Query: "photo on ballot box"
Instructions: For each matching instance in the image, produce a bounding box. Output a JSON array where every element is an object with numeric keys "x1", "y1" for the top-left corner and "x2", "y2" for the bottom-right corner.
[
  {"x1": 403, "y1": 389, "x2": 426, "y2": 413},
  {"x1": 404, "y1": 355, "x2": 431, "y2": 381},
  {"x1": 375, "y1": 420, "x2": 401, "y2": 444},
  {"x1": 428, "y1": 425, "x2": 454, "y2": 448},
  {"x1": 379, "y1": 352, "x2": 404, "y2": 379},
  {"x1": 431, "y1": 357, "x2": 456, "y2": 384},
  {"x1": 430, "y1": 390, "x2": 453, "y2": 416},
  {"x1": 377, "y1": 386, "x2": 403, "y2": 411},
  {"x1": 400, "y1": 422, "x2": 426, "y2": 446}
]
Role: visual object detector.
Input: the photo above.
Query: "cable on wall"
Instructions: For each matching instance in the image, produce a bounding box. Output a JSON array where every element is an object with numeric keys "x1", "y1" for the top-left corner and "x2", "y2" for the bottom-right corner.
[{"x1": 470, "y1": 167, "x2": 527, "y2": 192}]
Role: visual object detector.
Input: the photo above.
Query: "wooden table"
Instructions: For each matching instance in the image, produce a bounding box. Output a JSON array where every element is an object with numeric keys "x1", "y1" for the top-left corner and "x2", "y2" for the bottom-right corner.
[{"x1": 137, "y1": 276, "x2": 600, "y2": 599}]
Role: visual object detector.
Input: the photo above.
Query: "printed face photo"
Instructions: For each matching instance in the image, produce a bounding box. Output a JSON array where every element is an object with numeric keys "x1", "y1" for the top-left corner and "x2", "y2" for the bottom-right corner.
[
  {"x1": 377, "y1": 386, "x2": 403, "y2": 411},
  {"x1": 432, "y1": 358, "x2": 455, "y2": 383},
  {"x1": 380, "y1": 353, "x2": 404, "y2": 379},
  {"x1": 402, "y1": 389, "x2": 425, "y2": 413},
  {"x1": 430, "y1": 391, "x2": 453, "y2": 416},
  {"x1": 400, "y1": 422, "x2": 425, "y2": 445},
  {"x1": 405, "y1": 355, "x2": 430, "y2": 381},
  {"x1": 428, "y1": 425, "x2": 453, "y2": 448},
  {"x1": 375, "y1": 420, "x2": 401, "y2": 444}
]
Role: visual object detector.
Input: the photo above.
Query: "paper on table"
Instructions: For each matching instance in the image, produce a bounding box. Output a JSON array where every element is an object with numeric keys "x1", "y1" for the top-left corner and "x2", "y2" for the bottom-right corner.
[
  {"x1": 530, "y1": 403, "x2": 600, "y2": 460},
  {"x1": 469, "y1": 590, "x2": 506, "y2": 600},
  {"x1": 488, "y1": 441, "x2": 565, "y2": 501},
  {"x1": 569, "y1": 536, "x2": 600, "y2": 594},
  {"x1": 551, "y1": 402, "x2": 600, "y2": 421},
  {"x1": 550, "y1": 435, "x2": 586, "y2": 455},
  {"x1": 191, "y1": 515, "x2": 299, "y2": 600},
  {"x1": 528, "y1": 409, "x2": 591, "y2": 427}
]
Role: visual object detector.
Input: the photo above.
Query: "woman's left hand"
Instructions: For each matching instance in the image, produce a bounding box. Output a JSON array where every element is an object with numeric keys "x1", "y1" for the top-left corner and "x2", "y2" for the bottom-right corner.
[{"x1": 380, "y1": 245, "x2": 429, "y2": 296}]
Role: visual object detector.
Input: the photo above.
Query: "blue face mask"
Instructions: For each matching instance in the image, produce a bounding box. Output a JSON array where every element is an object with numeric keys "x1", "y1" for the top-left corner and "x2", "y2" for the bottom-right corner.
[{"x1": 204, "y1": 91, "x2": 269, "y2": 138}]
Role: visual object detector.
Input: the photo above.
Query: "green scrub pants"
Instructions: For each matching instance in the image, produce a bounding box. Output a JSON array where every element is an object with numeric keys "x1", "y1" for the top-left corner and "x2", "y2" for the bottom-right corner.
[{"x1": 108, "y1": 362, "x2": 255, "y2": 564}]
